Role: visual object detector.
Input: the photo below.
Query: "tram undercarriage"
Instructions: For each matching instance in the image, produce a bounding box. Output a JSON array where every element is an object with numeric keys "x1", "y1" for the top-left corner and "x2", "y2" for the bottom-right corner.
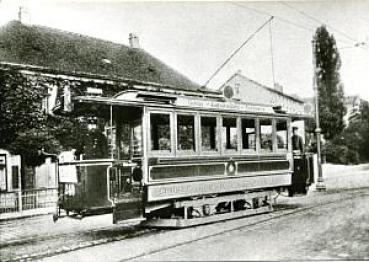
[{"x1": 141, "y1": 191, "x2": 274, "y2": 228}]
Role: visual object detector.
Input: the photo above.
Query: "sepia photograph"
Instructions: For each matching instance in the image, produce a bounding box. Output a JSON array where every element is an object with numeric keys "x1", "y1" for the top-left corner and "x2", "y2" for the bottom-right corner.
[{"x1": 0, "y1": 0, "x2": 368, "y2": 261}]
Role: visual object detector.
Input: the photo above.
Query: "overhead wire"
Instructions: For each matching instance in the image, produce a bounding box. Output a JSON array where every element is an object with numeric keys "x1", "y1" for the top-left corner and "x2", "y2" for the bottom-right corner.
[
  {"x1": 278, "y1": 1, "x2": 369, "y2": 51},
  {"x1": 203, "y1": 16, "x2": 274, "y2": 87},
  {"x1": 229, "y1": 2, "x2": 363, "y2": 49},
  {"x1": 229, "y1": 2, "x2": 316, "y2": 33}
]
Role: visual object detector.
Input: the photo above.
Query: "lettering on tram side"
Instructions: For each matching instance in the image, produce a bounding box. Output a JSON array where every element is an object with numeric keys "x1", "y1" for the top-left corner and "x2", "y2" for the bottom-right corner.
[
  {"x1": 176, "y1": 97, "x2": 274, "y2": 114},
  {"x1": 148, "y1": 174, "x2": 291, "y2": 201}
]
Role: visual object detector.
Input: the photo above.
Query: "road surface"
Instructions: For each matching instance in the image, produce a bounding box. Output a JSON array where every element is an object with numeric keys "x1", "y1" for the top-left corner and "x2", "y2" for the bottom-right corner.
[{"x1": 0, "y1": 164, "x2": 368, "y2": 261}]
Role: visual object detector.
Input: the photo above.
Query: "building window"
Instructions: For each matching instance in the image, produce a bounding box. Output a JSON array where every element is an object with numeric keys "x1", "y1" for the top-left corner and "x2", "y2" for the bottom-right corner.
[
  {"x1": 177, "y1": 114, "x2": 195, "y2": 151},
  {"x1": 241, "y1": 118, "x2": 256, "y2": 150},
  {"x1": 235, "y1": 83, "x2": 240, "y2": 95},
  {"x1": 276, "y1": 120, "x2": 288, "y2": 149},
  {"x1": 222, "y1": 117, "x2": 237, "y2": 150},
  {"x1": 0, "y1": 155, "x2": 7, "y2": 191},
  {"x1": 260, "y1": 119, "x2": 273, "y2": 151},
  {"x1": 41, "y1": 96, "x2": 49, "y2": 114},
  {"x1": 201, "y1": 116, "x2": 217, "y2": 151},
  {"x1": 11, "y1": 166, "x2": 19, "y2": 189},
  {"x1": 150, "y1": 113, "x2": 171, "y2": 151}
]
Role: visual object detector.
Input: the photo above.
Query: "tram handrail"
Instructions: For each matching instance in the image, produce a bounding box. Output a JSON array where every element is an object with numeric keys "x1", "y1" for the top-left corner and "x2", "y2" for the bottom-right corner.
[{"x1": 106, "y1": 165, "x2": 114, "y2": 206}]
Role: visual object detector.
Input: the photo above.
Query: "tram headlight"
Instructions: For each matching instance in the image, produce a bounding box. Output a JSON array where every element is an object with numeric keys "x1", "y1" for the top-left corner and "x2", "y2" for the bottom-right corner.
[{"x1": 132, "y1": 167, "x2": 143, "y2": 182}]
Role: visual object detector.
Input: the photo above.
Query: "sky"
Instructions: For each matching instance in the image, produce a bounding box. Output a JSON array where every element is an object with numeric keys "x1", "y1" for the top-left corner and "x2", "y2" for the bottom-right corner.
[{"x1": 0, "y1": 0, "x2": 368, "y2": 100}]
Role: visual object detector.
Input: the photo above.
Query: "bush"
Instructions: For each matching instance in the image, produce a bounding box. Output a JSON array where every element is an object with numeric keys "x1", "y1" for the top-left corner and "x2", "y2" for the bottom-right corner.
[
  {"x1": 325, "y1": 142, "x2": 347, "y2": 164},
  {"x1": 325, "y1": 141, "x2": 359, "y2": 165}
]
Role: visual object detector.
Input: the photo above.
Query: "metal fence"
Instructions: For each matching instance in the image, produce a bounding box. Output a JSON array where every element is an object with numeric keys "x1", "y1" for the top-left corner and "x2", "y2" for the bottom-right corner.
[
  {"x1": 0, "y1": 188, "x2": 58, "y2": 214},
  {"x1": 0, "y1": 191, "x2": 18, "y2": 213}
]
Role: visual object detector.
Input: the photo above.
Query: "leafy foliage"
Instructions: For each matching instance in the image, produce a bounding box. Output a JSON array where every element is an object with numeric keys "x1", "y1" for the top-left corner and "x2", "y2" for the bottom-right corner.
[
  {"x1": 1, "y1": 69, "x2": 111, "y2": 166},
  {"x1": 325, "y1": 100, "x2": 369, "y2": 164},
  {"x1": 325, "y1": 138, "x2": 359, "y2": 165},
  {"x1": 0, "y1": 69, "x2": 62, "y2": 165},
  {"x1": 344, "y1": 100, "x2": 369, "y2": 162},
  {"x1": 9, "y1": 130, "x2": 62, "y2": 166},
  {"x1": 314, "y1": 26, "x2": 346, "y2": 140},
  {"x1": 0, "y1": 69, "x2": 46, "y2": 147}
]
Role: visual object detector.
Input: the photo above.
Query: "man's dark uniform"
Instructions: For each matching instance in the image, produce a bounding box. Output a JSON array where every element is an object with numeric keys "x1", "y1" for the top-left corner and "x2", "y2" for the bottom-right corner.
[
  {"x1": 292, "y1": 133, "x2": 304, "y2": 153},
  {"x1": 290, "y1": 128, "x2": 307, "y2": 195}
]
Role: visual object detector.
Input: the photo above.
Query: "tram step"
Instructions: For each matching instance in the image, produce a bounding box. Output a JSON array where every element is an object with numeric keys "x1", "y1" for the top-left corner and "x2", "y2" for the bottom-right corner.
[{"x1": 113, "y1": 199, "x2": 142, "y2": 224}]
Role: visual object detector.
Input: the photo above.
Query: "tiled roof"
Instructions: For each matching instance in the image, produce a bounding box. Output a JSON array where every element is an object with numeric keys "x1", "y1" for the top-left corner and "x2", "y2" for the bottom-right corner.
[{"x1": 0, "y1": 21, "x2": 205, "y2": 92}]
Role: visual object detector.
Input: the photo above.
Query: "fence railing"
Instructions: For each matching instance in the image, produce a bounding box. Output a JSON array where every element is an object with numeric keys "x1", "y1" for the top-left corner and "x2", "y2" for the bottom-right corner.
[{"x1": 0, "y1": 188, "x2": 58, "y2": 214}]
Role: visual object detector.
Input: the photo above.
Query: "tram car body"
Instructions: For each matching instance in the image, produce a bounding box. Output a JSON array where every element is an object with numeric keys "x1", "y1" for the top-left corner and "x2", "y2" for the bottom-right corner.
[{"x1": 56, "y1": 85, "x2": 313, "y2": 227}]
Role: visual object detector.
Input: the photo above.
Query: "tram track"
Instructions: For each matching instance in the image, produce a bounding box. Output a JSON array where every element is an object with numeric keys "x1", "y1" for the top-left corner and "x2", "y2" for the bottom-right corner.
[
  {"x1": 121, "y1": 188, "x2": 369, "y2": 262},
  {"x1": 2, "y1": 187, "x2": 369, "y2": 262}
]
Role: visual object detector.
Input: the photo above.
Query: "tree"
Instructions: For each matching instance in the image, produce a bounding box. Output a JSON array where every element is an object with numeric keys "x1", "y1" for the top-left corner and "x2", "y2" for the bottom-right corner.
[
  {"x1": 1, "y1": 69, "x2": 110, "y2": 166},
  {"x1": 345, "y1": 100, "x2": 369, "y2": 162},
  {"x1": 314, "y1": 26, "x2": 346, "y2": 140},
  {"x1": 0, "y1": 69, "x2": 61, "y2": 166}
]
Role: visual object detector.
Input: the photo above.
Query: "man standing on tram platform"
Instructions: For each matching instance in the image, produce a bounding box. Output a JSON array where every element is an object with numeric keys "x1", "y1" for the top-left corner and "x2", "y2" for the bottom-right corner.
[
  {"x1": 290, "y1": 126, "x2": 308, "y2": 196},
  {"x1": 292, "y1": 126, "x2": 305, "y2": 155}
]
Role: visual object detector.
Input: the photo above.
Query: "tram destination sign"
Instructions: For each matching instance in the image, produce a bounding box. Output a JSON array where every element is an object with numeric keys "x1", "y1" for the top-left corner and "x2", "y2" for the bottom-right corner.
[
  {"x1": 175, "y1": 97, "x2": 275, "y2": 114},
  {"x1": 147, "y1": 173, "x2": 291, "y2": 202}
]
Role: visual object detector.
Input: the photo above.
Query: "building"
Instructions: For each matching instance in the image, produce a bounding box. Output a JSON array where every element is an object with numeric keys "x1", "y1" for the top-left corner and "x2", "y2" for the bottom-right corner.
[
  {"x1": 0, "y1": 20, "x2": 213, "y2": 214},
  {"x1": 219, "y1": 71, "x2": 306, "y2": 115},
  {"x1": 0, "y1": 150, "x2": 22, "y2": 213},
  {"x1": 219, "y1": 71, "x2": 309, "y2": 140},
  {"x1": 344, "y1": 95, "x2": 365, "y2": 124}
]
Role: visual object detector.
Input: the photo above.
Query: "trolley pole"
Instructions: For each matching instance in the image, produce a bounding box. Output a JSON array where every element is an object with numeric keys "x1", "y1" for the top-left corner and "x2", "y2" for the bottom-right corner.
[{"x1": 312, "y1": 39, "x2": 326, "y2": 192}]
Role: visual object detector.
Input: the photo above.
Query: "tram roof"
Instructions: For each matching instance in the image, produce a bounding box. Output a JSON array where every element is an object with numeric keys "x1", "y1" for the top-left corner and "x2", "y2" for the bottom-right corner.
[
  {"x1": 0, "y1": 21, "x2": 208, "y2": 93},
  {"x1": 72, "y1": 90, "x2": 313, "y2": 119}
]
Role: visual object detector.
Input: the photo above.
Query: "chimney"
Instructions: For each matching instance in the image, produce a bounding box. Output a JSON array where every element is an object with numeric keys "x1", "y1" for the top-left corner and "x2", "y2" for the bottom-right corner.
[
  {"x1": 18, "y1": 6, "x2": 31, "y2": 24},
  {"x1": 129, "y1": 33, "x2": 140, "y2": 49},
  {"x1": 274, "y1": 82, "x2": 283, "y2": 93}
]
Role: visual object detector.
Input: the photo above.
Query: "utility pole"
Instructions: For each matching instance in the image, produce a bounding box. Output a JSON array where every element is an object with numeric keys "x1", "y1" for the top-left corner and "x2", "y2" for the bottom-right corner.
[{"x1": 312, "y1": 39, "x2": 326, "y2": 192}]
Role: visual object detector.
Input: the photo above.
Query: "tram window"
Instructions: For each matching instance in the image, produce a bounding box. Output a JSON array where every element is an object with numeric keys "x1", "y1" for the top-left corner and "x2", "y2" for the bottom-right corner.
[
  {"x1": 201, "y1": 116, "x2": 217, "y2": 151},
  {"x1": 260, "y1": 119, "x2": 273, "y2": 151},
  {"x1": 150, "y1": 113, "x2": 171, "y2": 151},
  {"x1": 119, "y1": 123, "x2": 130, "y2": 159},
  {"x1": 222, "y1": 117, "x2": 237, "y2": 150},
  {"x1": 276, "y1": 120, "x2": 288, "y2": 149},
  {"x1": 177, "y1": 115, "x2": 195, "y2": 151},
  {"x1": 241, "y1": 118, "x2": 256, "y2": 150},
  {"x1": 132, "y1": 121, "x2": 143, "y2": 156}
]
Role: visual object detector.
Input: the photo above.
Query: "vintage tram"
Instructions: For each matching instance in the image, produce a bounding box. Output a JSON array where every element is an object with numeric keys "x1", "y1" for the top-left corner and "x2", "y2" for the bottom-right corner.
[{"x1": 56, "y1": 83, "x2": 313, "y2": 228}]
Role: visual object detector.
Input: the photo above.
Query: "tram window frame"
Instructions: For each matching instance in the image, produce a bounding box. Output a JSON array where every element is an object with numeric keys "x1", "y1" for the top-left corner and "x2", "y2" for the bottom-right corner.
[
  {"x1": 200, "y1": 115, "x2": 219, "y2": 154},
  {"x1": 176, "y1": 113, "x2": 196, "y2": 154},
  {"x1": 276, "y1": 118, "x2": 288, "y2": 151},
  {"x1": 149, "y1": 112, "x2": 173, "y2": 155},
  {"x1": 259, "y1": 118, "x2": 274, "y2": 153},
  {"x1": 221, "y1": 116, "x2": 239, "y2": 153},
  {"x1": 241, "y1": 117, "x2": 257, "y2": 152}
]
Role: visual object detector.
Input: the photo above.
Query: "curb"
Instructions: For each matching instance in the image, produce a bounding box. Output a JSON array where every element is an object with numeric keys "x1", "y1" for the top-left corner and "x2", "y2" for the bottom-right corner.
[{"x1": 0, "y1": 209, "x2": 54, "y2": 222}]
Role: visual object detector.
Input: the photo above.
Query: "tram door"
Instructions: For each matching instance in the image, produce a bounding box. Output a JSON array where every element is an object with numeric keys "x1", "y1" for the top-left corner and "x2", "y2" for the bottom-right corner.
[{"x1": 110, "y1": 107, "x2": 144, "y2": 223}]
